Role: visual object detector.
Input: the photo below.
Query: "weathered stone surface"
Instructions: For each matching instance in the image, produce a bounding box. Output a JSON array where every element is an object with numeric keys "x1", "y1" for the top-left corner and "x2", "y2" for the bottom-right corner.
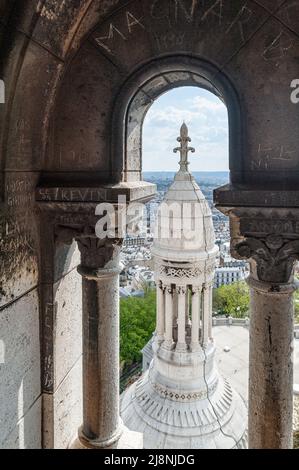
[
  {"x1": 43, "y1": 358, "x2": 82, "y2": 449},
  {"x1": 222, "y1": 16, "x2": 299, "y2": 184},
  {"x1": 214, "y1": 185, "x2": 299, "y2": 207},
  {"x1": 1, "y1": 396, "x2": 41, "y2": 449},
  {"x1": 54, "y1": 267, "x2": 82, "y2": 390},
  {"x1": 54, "y1": 240, "x2": 80, "y2": 283},
  {"x1": 74, "y1": 238, "x2": 124, "y2": 449},
  {"x1": 255, "y1": 0, "x2": 285, "y2": 13},
  {"x1": 0, "y1": 172, "x2": 38, "y2": 307},
  {"x1": 25, "y1": 0, "x2": 93, "y2": 59},
  {"x1": 5, "y1": 38, "x2": 63, "y2": 171},
  {"x1": 51, "y1": 41, "x2": 121, "y2": 175},
  {"x1": 36, "y1": 181, "x2": 156, "y2": 203},
  {"x1": 248, "y1": 280, "x2": 294, "y2": 449},
  {"x1": 92, "y1": 1, "x2": 153, "y2": 72},
  {"x1": 68, "y1": 0, "x2": 123, "y2": 56},
  {"x1": 0, "y1": 289, "x2": 40, "y2": 448}
]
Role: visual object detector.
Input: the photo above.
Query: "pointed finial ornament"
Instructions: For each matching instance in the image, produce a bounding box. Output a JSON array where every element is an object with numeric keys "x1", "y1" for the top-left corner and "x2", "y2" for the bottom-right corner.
[{"x1": 173, "y1": 123, "x2": 195, "y2": 172}]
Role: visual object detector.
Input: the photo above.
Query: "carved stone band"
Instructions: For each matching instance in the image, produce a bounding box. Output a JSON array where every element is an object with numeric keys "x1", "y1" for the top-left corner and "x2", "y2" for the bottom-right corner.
[
  {"x1": 246, "y1": 276, "x2": 298, "y2": 294},
  {"x1": 77, "y1": 421, "x2": 124, "y2": 449},
  {"x1": 77, "y1": 265, "x2": 121, "y2": 280}
]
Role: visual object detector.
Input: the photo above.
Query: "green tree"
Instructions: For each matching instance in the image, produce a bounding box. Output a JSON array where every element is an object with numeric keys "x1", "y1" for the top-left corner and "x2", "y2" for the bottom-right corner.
[
  {"x1": 120, "y1": 289, "x2": 156, "y2": 368},
  {"x1": 213, "y1": 281, "x2": 250, "y2": 318}
]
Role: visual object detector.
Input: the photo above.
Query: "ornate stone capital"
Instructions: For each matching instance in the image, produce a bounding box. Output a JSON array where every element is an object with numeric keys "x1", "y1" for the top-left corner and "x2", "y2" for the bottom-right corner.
[
  {"x1": 76, "y1": 236, "x2": 123, "y2": 273},
  {"x1": 214, "y1": 188, "x2": 299, "y2": 286},
  {"x1": 233, "y1": 234, "x2": 299, "y2": 284},
  {"x1": 192, "y1": 286, "x2": 202, "y2": 295},
  {"x1": 165, "y1": 285, "x2": 173, "y2": 295},
  {"x1": 177, "y1": 286, "x2": 187, "y2": 295}
]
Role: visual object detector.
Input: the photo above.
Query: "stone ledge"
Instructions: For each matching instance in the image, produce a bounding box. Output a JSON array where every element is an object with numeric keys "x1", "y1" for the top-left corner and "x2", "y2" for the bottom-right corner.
[
  {"x1": 214, "y1": 184, "x2": 299, "y2": 209},
  {"x1": 212, "y1": 317, "x2": 299, "y2": 338},
  {"x1": 36, "y1": 181, "x2": 156, "y2": 205}
]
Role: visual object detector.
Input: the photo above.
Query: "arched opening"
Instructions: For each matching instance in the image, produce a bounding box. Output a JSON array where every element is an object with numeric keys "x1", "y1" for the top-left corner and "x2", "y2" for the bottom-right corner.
[
  {"x1": 111, "y1": 56, "x2": 243, "y2": 184},
  {"x1": 119, "y1": 83, "x2": 250, "y2": 413}
]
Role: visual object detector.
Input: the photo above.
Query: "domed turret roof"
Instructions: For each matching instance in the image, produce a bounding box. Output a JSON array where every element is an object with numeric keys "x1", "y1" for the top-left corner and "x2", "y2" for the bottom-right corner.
[{"x1": 152, "y1": 123, "x2": 217, "y2": 262}]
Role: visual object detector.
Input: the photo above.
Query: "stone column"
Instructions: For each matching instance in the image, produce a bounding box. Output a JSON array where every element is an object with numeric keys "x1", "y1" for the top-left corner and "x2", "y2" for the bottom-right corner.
[
  {"x1": 177, "y1": 286, "x2": 187, "y2": 351},
  {"x1": 208, "y1": 284, "x2": 213, "y2": 340},
  {"x1": 213, "y1": 186, "x2": 299, "y2": 449},
  {"x1": 191, "y1": 286, "x2": 201, "y2": 351},
  {"x1": 247, "y1": 276, "x2": 295, "y2": 449},
  {"x1": 202, "y1": 285, "x2": 210, "y2": 347},
  {"x1": 164, "y1": 284, "x2": 174, "y2": 349},
  {"x1": 234, "y1": 235, "x2": 298, "y2": 449},
  {"x1": 73, "y1": 237, "x2": 124, "y2": 449},
  {"x1": 156, "y1": 281, "x2": 165, "y2": 343}
]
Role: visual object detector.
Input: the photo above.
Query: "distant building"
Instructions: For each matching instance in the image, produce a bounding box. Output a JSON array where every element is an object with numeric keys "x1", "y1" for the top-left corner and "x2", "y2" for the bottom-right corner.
[
  {"x1": 138, "y1": 270, "x2": 155, "y2": 289},
  {"x1": 120, "y1": 270, "x2": 128, "y2": 287},
  {"x1": 124, "y1": 236, "x2": 147, "y2": 247},
  {"x1": 119, "y1": 287, "x2": 145, "y2": 298},
  {"x1": 214, "y1": 267, "x2": 245, "y2": 288},
  {"x1": 119, "y1": 287, "x2": 131, "y2": 298}
]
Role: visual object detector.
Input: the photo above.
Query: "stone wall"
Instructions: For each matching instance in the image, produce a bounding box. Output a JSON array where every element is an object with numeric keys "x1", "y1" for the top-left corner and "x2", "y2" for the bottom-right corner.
[
  {"x1": 41, "y1": 244, "x2": 82, "y2": 449},
  {"x1": 0, "y1": 230, "x2": 82, "y2": 448},
  {"x1": 0, "y1": 289, "x2": 40, "y2": 448}
]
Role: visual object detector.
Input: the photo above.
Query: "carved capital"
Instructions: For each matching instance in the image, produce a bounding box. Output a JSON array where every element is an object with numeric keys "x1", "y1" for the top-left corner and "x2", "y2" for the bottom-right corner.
[
  {"x1": 77, "y1": 236, "x2": 123, "y2": 272},
  {"x1": 192, "y1": 286, "x2": 202, "y2": 295},
  {"x1": 234, "y1": 234, "x2": 299, "y2": 283},
  {"x1": 165, "y1": 285, "x2": 173, "y2": 295},
  {"x1": 177, "y1": 286, "x2": 187, "y2": 295}
]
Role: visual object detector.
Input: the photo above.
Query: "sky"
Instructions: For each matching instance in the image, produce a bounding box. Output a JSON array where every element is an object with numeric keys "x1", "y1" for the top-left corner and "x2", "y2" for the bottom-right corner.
[{"x1": 143, "y1": 86, "x2": 229, "y2": 172}]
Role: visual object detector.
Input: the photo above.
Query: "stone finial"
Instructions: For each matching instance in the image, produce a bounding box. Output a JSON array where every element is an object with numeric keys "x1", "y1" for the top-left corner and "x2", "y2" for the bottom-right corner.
[{"x1": 173, "y1": 123, "x2": 195, "y2": 172}]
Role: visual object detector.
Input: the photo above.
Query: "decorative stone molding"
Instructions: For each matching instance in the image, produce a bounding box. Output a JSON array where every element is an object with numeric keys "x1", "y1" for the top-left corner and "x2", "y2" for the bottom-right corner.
[
  {"x1": 133, "y1": 374, "x2": 234, "y2": 427},
  {"x1": 151, "y1": 378, "x2": 218, "y2": 403},
  {"x1": 160, "y1": 265, "x2": 202, "y2": 279},
  {"x1": 205, "y1": 263, "x2": 215, "y2": 276}
]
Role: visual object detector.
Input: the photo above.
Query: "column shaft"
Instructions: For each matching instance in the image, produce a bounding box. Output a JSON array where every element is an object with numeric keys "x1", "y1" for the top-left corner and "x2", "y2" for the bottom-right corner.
[
  {"x1": 191, "y1": 287, "x2": 200, "y2": 351},
  {"x1": 202, "y1": 286, "x2": 210, "y2": 347},
  {"x1": 248, "y1": 278, "x2": 294, "y2": 449},
  {"x1": 208, "y1": 285, "x2": 213, "y2": 340},
  {"x1": 80, "y1": 269, "x2": 122, "y2": 447},
  {"x1": 177, "y1": 287, "x2": 187, "y2": 351},
  {"x1": 156, "y1": 282, "x2": 165, "y2": 341},
  {"x1": 164, "y1": 286, "x2": 174, "y2": 348}
]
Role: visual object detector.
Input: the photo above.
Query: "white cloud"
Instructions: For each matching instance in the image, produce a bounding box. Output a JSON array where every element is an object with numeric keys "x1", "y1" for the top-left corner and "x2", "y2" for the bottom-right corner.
[{"x1": 143, "y1": 87, "x2": 229, "y2": 172}]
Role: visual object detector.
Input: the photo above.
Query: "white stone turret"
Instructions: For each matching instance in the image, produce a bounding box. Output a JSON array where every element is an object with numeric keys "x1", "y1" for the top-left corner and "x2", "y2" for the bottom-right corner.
[{"x1": 121, "y1": 124, "x2": 247, "y2": 449}]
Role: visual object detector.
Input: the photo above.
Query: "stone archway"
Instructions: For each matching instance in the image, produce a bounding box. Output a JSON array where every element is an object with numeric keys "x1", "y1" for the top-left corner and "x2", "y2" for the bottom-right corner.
[{"x1": 111, "y1": 55, "x2": 241, "y2": 183}]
